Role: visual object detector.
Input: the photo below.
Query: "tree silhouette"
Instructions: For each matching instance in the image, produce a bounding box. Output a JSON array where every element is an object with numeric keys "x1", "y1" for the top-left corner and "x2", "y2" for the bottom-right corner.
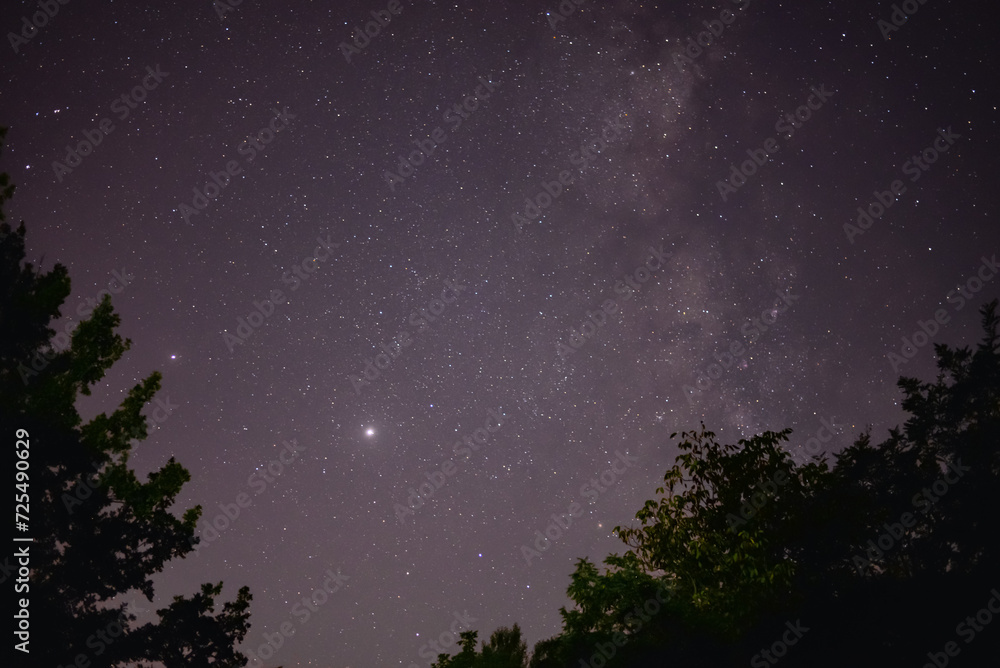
[
  {"x1": 431, "y1": 625, "x2": 528, "y2": 668},
  {"x1": 480, "y1": 624, "x2": 528, "y2": 668},
  {"x1": 0, "y1": 127, "x2": 252, "y2": 667},
  {"x1": 520, "y1": 299, "x2": 1000, "y2": 666}
]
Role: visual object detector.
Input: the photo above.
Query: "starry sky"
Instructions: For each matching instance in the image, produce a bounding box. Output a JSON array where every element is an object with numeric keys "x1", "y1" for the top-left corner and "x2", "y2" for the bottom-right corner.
[{"x1": 3, "y1": 0, "x2": 997, "y2": 666}]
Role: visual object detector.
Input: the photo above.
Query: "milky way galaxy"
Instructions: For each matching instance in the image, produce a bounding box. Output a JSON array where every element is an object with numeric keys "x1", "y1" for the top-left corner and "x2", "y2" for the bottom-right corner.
[{"x1": 3, "y1": 0, "x2": 997, "y2": 665}]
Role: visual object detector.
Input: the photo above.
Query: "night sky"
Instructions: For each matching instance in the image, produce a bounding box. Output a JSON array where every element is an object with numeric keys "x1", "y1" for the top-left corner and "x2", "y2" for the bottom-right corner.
[{"x1": 3, "y1": 0, "x2": 998, "y2": 665}]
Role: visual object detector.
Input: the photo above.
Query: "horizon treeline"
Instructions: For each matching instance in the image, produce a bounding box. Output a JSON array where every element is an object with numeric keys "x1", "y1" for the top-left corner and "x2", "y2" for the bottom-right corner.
[{"x1": 426, "y1": 314, "x2": 1000, "y2": 668}]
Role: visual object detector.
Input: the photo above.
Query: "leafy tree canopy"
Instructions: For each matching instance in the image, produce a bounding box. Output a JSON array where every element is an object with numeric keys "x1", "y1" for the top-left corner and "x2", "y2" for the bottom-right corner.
[{"x1": 1, "y1": 126, "x2": 252, "y2": 667}]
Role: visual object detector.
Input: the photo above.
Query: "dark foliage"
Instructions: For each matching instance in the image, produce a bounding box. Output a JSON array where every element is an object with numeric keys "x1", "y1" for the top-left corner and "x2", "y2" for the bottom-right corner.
[{"x1": 1, "y1": 128, "x2": 253, "y2": 668}]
